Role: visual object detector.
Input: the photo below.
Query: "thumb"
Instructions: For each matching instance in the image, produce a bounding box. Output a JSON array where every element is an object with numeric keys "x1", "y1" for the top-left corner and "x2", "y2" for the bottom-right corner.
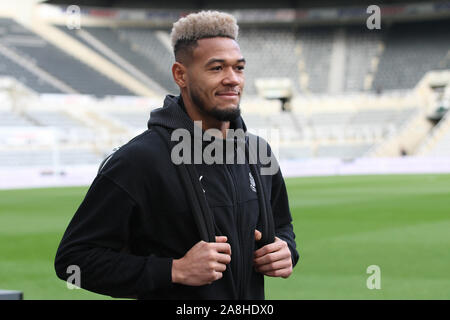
[
  {"x1": 254, "y1": 229, "x2": 262, "y2": 242},
  {"x1": 215, "y1": 236, "x2": 228, "y2": 243}
]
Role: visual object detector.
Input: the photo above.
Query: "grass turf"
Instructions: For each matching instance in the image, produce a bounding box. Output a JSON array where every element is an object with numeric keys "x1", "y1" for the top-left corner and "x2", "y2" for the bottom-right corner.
[{"x1": 0, "y1": 174, "x2": 449, "y2": 299}]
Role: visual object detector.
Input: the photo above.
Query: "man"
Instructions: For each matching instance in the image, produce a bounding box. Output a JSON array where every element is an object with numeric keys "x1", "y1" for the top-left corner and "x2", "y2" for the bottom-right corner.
[{"x1": 55, "y1": 10, "x2": 299, "y2": 300}]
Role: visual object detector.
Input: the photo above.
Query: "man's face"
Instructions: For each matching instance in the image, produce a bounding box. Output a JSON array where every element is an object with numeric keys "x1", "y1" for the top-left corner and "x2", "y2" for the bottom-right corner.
[{"x1": 185, "y1": 37, "x2": 245, "y2": 122}]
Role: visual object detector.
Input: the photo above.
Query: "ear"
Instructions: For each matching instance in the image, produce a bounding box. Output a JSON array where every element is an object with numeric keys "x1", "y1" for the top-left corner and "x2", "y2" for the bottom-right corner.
[{"x1": 172, "y1": 62, "x2": 187, "y2": 88}]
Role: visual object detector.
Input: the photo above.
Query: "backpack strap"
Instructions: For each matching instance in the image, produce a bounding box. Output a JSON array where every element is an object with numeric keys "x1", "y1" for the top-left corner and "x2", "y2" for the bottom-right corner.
[
  {"x1": 245, "y1": 133, "x2": 275, "y2": 247},
  {"x1": 152, "y1": 125, "x2": 275, "y2": 247},
  {"x1": 152, "y1": 125, "x2": 216, "y2": 243}
]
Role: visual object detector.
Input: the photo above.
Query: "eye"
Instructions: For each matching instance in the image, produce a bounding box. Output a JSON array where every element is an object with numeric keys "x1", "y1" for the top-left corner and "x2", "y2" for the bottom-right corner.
[
  {"x1": 211, "y1": 66, "x2": 222, "y2": 71},
  {"x1": 236, "y1": 65, "x2": 245, "y2": 71}
]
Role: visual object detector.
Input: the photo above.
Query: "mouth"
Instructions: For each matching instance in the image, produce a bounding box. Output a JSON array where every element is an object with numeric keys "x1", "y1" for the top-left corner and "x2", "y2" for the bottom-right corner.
[{"x1": 215, "y1": 91, "x2": 240, "y2": 99}]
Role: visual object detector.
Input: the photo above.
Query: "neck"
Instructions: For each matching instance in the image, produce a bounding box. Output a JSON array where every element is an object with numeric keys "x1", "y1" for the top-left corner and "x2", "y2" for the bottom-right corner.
[{"x1": 181, "y1": 92, "x2": 230, "y2": 138}]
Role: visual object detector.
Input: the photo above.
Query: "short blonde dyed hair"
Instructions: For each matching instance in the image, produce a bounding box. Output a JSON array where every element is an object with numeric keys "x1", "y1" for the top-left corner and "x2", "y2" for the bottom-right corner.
[{"x1": 170, "y1": 10, "x2": 239, "y2": 62}]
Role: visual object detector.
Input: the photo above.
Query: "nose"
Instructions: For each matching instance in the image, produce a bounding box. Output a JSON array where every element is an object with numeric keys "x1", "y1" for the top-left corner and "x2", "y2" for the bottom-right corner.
[{"x1": 222, "y1": 67, "x2": 241, "y2": 86}]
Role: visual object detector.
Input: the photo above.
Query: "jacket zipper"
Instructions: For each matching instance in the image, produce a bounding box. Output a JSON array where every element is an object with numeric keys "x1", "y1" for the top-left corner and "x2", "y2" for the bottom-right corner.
[{"x1": 224, "y1": 163, "x2": 244, "y2": 299}]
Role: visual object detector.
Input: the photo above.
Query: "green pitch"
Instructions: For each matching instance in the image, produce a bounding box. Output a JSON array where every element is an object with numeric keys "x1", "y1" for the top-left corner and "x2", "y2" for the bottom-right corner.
[{"x1": 0, "y1": 174, "x2": 449, "y2": 299}]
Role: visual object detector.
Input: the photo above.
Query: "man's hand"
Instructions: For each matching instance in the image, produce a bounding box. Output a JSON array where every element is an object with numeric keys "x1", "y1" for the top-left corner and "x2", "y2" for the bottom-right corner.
[
  {"x1": 253, "y1": 230, "x2": 293, "y2": 278},
  {"x1": 172, "y1": 236, "x2": 231, "y2": 286}
]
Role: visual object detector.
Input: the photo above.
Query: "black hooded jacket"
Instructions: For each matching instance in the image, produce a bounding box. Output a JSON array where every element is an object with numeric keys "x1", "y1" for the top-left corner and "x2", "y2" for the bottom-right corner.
[{"x1": 54, "y1": 95, "x2": 299, "y2": 299}]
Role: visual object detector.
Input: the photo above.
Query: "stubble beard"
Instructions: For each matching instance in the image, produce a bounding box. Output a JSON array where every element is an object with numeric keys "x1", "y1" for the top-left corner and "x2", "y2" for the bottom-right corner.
[{"x1": 190, "y1": 86, "x2": 241, "y2": 122}]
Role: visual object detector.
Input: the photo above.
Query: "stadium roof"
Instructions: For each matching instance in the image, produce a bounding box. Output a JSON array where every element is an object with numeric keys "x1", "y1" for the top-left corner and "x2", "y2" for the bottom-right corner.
[{"x1": 44, "y1": 0, "x2": 441, "y2": 9}]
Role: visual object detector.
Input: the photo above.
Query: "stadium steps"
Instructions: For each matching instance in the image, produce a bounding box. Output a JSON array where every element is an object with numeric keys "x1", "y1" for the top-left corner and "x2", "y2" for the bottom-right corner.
[
  {"x1": 25, "y1": 110, "x2": 88, "y2": 129},
  {"x1": 278, "y1": 143, "x2": 313, "y2": 159},
  {"x1": 328, "y1": 28, "x2": 346, "y2": 94},
  {"x1": 0, "y1": 41, "x2": 76, "y2": 94},
  {"x1": 41, "y1": 107, "x2": 131, "y2": 154},
  {"x1": 18, "y1": 111, "x2": 43, "y2": 127},
  {"x1": 77, "y1": 109, "x2": 130, "y2": 137},
  {"x1": 0, "y1": 148, "x2": 103, "y2": 167},
  {"x1": 372, "y1": 20, "x2": 450, "y2": 92},
  {"x1": 0, "y1": 17, "x2": 135, "y2": 96},
  {"x1": 24, "y1": 19, "x2": 156, "y2": 97},
  {"x1": 366, "y1": 108, "x2": 432, "y2": 157},
  {"x1": 0, "y1": 110, "x2": 36, "y2": 126},
  {"x1": 363, "y1": 43, "x2": 384, "y2": 91},
  {"x1": 115, "y1": 27, "x2": 178, "y2": 94},
  {"x1": 315, "y1": 143, "x2": 373, "y2": 159},
  {"x1": 58, "y1": 26, "x2": 168, "y2": 95},
  {"x1": 61, "y1": 26, "x2": 176, "y2": 94},
  {"x1": 105, "y1": 111, "x2": 150, "y2": 130},
  {"x1": 238, "y1": 27, "x2": 301, "y2": 95},
  {"x1": 295, "y1": 26, "x2": 334, "y2": 94},
  {"x1": 294, "y1": 44, "x2": 309, "y2": 94},
  {"x1": 416, "y1": 111, "x2": 450, "y2": 156},
  {"x1": 21, "y1": 107, "x2": 131, "y2": 149},
  {"x1": 344, "y1": 26, "x2": 384, "y2": 92}
]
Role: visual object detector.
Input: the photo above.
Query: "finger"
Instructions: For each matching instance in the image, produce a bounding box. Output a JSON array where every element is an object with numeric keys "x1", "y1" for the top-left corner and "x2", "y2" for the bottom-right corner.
[
  {"x1": 254, "y1": 229, "x2": 262, "y2": 241},
  {"x1": 216, "y1": 252, "x2": 232, "y2": 265},
  {"x1": 255, "y1": 259, "x2": 292, "y2": 273},
  {"x1": 213, "y1": 271, "x2": 223, "y2": 281},
  {"x1": 253, "y1": 249, "x2": 290, "y2": 267},
  {"x1": 261, "y1": 268, "x2": 292, "y2": 278},
  {"x1": 213, "y1": 262, "x2": 227, "y2": 272},
  {"x1": 211, "y1": 242, "x2": 232, "y2": 255},
  {"x1": 207, "y1": 271, "x2": 223, "y2": 285},
  {"x1": 254, "y1": 240, "x2": 284, "y2": 259},
  {"x1": 215, "y1": 236, "x2": 228, "y2": 243}
]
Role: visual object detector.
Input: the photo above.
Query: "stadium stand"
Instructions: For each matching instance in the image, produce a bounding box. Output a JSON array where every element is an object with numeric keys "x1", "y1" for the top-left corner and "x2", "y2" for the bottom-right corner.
[
  {"x1": 0, "y1": 2, "x2": 449, "y2": 172},
  {"x1": 117, "y1": 27, "x2": 177, "y2": 93},
  {"x1": 106, "y1": 110, "x2": 150, "y2": 129},
  {"x1": 0, "y1": 148, "x2": 102, "y2": 167},
  {"x1": 0, "y1": 110, "x2": 35, "y2": 126},
  {"x1": 0, "y1": 49, "x2": 63, "y2": 94},
  {"x1": 279, "y1": 144, "x2": 313, "y2": 159},
  {"x1": 26, "y1": 110, "x2": 87, "y2": 128},
  {"x1": 295, "y1": 26, "x2": 334, "y2": 94},
  {"x1": 2, "y1": 16, "x2": 448, "y2": 97},
  {"x1": 417, "y1": 110, "x2": 450, "y2": 157},
  {"x1": 344, "y1": 26, "x2": 383, "y2": 92},
  {"x1": 60, "y1": 26, "x2": 176, "y2": 94},
  {"x1": 373, "y1": 19, "x2": 450, "y2": 92},
  {"x1": 238, "y1": 27, "x2": 300, "y2": 94},
  {"x1": 0, "y1": 18, "x2": 133, "y2": 96},
  {"x1": 316, "y1": 143, "x2": 373, "y2": 159},
  {"x1": 428, "y1": 129, "x2": 450, "y2": 156}
]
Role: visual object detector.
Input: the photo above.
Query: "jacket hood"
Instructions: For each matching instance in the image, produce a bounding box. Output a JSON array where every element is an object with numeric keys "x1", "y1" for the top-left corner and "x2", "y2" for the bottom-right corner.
[{"x1": 147, "y1": 95, "x2": 247, "y2": 140}]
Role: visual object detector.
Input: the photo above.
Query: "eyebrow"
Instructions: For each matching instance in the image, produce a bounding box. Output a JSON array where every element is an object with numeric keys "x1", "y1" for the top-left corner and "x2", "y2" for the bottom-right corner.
[{"x1": 205, "y1": 58, "x2": 246, "y2": 67}]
